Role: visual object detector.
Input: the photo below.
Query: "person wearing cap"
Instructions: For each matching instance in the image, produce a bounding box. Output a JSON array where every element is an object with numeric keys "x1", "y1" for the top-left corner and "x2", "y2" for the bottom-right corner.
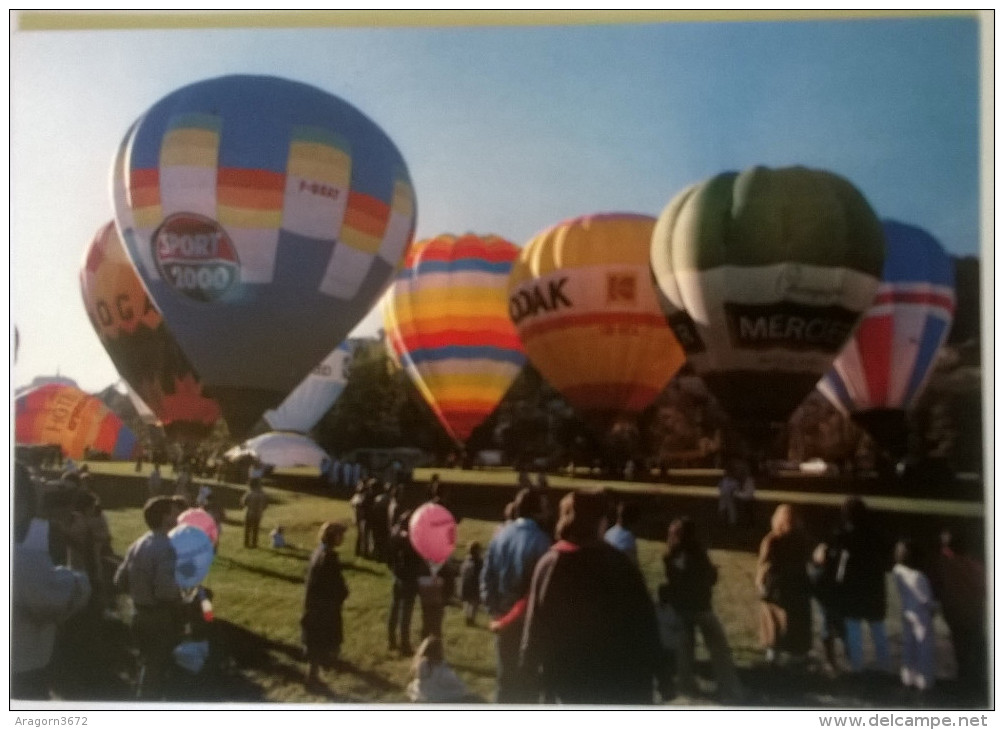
[
  {"x1": 520, "y1": 490, "x2": 662, "y2": 704},
  {"x1": 302, "y1": 521, "x2": 350, "y2": 689},
  {"x1": 114, "y1": 495, "x2": 186, "y2": 699}
]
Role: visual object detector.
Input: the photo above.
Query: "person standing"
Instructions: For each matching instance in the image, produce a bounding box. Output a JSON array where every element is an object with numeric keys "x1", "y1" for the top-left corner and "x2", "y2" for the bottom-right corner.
[
  {"x1": 480, "y1": 488, "x2": 552, "y2": 703},
  {"x1": 717, "y1": 463, "x2": 740, "y2": 526},
  {"x1": 833, "y1": 497, "x2": 892, "y2": 674},
  {"x1": 734, "y1": 461, "x2": 756, "y2": 526},
  {"x1": 460, "y1": 541, "x2": 484, "y2": 626},
  {"x1": 756, "y1": 504, "x2": 813, "y2": 665},
  {"x1": 929, "y1": 529, "x2": 987, "y2": 693},
  {"x1": 12, "y1": 464, "x2": 91, "y2": 700},
  {"x1": 387, "y1": 510, "x2": 424, "y2": 656},
  {"x1": 603, "y1": 500, "x2": 640, "y2": 565},
  {"x1": 302, "y1": 521, "x2": 350, "y2": 689},
  {"x1": 240, "y1": 481, "x2": 269, "y2": 549},
  {"x1": 660, "y1": 516, "x2": 743, "y2": 702},
  {"x1": 892, "y1": 538, "x2": 936, "y2": 692},
  {"x1": 520, "y1": 490, "x2": 662, "y2": 705},
  {"x1": 147, "y1": 464, "x2": 163, "y2": 498},
  {"x1": 114, "y1": 496, "x2": 186, "y2": 699}
]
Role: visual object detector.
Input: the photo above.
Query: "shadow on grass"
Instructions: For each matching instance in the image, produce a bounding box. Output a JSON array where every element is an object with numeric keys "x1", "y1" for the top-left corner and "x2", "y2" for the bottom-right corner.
[
  {"x1": 448, "y1": 661, "x2": 497, "y2": 679},
  {"x1": 331, "y1": 659, "x2": 402, "y2": 693},
  {"x1": 216, "y1": 556, "x2": 304, "y2": 584},
  {"x1": 341, "y1": 560, "x2": 387, "y2": 577}
]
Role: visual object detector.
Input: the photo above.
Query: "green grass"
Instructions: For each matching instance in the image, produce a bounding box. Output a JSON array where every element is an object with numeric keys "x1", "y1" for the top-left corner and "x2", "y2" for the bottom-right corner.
[{"x1": 69, "y1": 461, "x2": 981, "y2": 707}]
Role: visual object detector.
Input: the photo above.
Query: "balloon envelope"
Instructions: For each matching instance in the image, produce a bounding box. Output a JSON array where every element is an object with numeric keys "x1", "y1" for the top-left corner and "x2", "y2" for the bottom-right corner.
[
  {"x1": 817, "y1": 220, "x2": 956, "y2": 456},
  {"x1": 80, "y1": 221, "x2": 221, "y2": 441},
  {"x1": 178, "y1": 507, "x2": 220, "y2": 545},
  {"x1": 169, "y1": 523, "x2": 215, "y2": 589},
  {"x1": 225, "y1": 431, "x2": 330, "y2": 469},
  {"x1": 408, "y1": 503, "x2": 457, "y2": 564},
  {"x1": 384, "y1": 234, "x2": 526, "y2": 443},
  {"x1": 15, "y1": 383, "x2": 139, "y2": 460},
  {"x1": 508, "y1": 213, "x2": 686, "y2": 432},
  {"x1": 112, "y1": 75, "x2": 416, "y2": 436},
  {"x1": 650, "y1": 166, "x2": 885, "y2": 430},
  {"x1": 263, "y1": 340, "x2": 355, "y2": 433}
]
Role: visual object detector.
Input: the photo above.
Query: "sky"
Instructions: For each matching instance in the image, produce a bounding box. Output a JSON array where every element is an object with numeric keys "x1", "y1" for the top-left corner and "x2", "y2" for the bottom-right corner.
[{"x1": 9, "y1": 11, "x2": 988, "y2": 397}]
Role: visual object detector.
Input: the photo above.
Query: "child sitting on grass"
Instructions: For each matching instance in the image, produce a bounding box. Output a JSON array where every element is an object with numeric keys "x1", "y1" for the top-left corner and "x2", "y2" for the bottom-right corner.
[{"x1": 406, "y1": 635, "x2": 469, "y2": 703}]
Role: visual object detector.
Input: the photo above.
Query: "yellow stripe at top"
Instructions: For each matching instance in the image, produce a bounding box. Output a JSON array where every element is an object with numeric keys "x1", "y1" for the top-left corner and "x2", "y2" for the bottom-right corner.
[
  {"x1": 287, "y1": 141, "x2": 351, "y2": 185},
  {"x1": 16, "y1": 10, "x2": 970, "y2": 32},
  {"x1": 402, "y1": 299, "x2": 510, "y2": 323},
  {"x1": 160, "y1": 128, "x2": 219, "y2": 168}
]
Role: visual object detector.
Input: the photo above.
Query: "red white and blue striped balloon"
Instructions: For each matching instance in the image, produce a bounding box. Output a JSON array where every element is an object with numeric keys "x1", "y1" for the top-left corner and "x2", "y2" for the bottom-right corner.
[{"x1": 817, "y1": 220, "x2": 955, "y2": 454}]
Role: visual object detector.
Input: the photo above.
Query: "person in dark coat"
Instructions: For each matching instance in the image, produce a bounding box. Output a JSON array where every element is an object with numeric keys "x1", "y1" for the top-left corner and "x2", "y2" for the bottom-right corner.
[
  {"x1": 662, "y1": 516, "x2": 743, "y2": 702},
  {"x1": 301, "y1": 521, "x2": 350, "y2": 688},
  {"x1": 929, "y1": 529, "x2": 987, "y2": 694},
  {"x1": 386, "y1": 510, "x2": 426, "y2": 656},
  {"x1": 832, "y1": 497, "x2": 892, "y2": 673},
  {"x1": 756, "y1": 504, "x2": 813, "y2": 664},
  {"x1": 520, "y1": 490, "x2": 662, "y2": 704}
]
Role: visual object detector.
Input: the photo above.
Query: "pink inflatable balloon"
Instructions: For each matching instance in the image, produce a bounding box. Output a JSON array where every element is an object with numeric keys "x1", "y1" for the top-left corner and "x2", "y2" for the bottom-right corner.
[
  {"x1": 178, "y1": 508, "x2": 220, "y2": 546},
  {"x1": 408, "y1": 503, "x2": 457, "y2": 564}
]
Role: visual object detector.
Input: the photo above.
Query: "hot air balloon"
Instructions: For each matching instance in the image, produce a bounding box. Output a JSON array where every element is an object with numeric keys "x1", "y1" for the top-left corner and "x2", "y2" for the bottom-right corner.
[
  {"x1": 80, "y1": 221, "x2": 221, "y2": 441},
  {"x1": 262, "y1": 340, "x2": 356, "y2": 433},
  {"x1": 817, "y1": 220, "x2": 956, "y2": 458},
  {"x1": 508, "y1": 213, "x2": 686, "y2": 432},
  {"x1": 383, "y1": 234, "x2": 526, "y2": 444},
  {"x1": 112, "y1": 75, "x2": 416, "y2": 436},
  {"x1": 650, "y1": 166, "x2": 885, "y2": 443},
  {"x1": 15, "y1": 383, "x2": 139, "y2": 460}
]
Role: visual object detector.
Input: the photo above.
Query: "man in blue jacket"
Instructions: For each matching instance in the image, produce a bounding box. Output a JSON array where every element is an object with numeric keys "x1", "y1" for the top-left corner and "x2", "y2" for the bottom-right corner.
[{"x1": 480, "y1": 487, "x2": 552, "y2": 703}]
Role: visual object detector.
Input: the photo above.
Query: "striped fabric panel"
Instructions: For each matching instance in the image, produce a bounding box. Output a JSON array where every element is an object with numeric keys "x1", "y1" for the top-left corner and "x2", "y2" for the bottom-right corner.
[
  {"x1": 217, "y1": 168, "x2": 286, "y2": 228},
  {"x1": 129, "y1": 168, "x2": 163, "y2": 229},
  {"x1": 341, "y1": 191, "x2": 390, "y2": 255},
  {"x1": 160, "y1": 114, "x2": 222, "y2": 168},
  {"x1": 399, "y1": 324, "x2": 523, "y2": 351},
  {"x1": 405, "y1": 344, "x2": 527, "y2": 367},
  {"x1": 376, "y1": 172, "x2": 417, "y2": 265},
  {"x1": 287, "y1": 126, "x2": 352, "y2": 184}
]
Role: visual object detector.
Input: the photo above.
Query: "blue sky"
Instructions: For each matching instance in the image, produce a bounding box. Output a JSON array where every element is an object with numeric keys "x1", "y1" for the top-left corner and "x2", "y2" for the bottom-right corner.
[{"x1": 10, "y1": 12, "x2": 986, "y2": 395}]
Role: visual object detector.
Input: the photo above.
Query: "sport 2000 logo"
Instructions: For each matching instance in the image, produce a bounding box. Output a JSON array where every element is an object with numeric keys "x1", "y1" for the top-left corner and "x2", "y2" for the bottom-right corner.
[{"x1": 152, "y1": 213, "x2": 240, "y2": 302}]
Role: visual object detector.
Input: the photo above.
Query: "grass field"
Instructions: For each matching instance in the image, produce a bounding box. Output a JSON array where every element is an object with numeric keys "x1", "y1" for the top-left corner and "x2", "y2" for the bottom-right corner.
[{"x1": 41, "y1": 461, "x2": 990, "y2": 708}]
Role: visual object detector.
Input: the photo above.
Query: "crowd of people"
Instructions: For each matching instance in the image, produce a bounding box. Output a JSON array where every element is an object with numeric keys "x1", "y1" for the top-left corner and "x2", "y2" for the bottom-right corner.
[{"x1": 11, "y1": 458, "x2": 989, "y2": 707}]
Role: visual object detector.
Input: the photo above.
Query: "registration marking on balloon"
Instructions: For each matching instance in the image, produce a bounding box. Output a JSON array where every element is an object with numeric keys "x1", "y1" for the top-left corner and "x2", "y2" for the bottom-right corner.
[{"x1": 153, "y1": 212, "x2": 240, "y2": 302}]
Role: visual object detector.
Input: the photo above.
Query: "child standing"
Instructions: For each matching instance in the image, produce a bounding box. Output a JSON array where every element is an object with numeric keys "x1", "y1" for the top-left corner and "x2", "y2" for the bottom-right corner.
[
  {"x1": 892, "y1": 538, "x2": 936, "y2": 692},
  {"x1": 459, "y1": 542, "x2": 483, "y2": 626},
  {"x1": 406, "y1": 635, "x2": 469, "y2": 703},
  {"x1": 270, "y1": 526, "x2": 286, "y2": 549}
]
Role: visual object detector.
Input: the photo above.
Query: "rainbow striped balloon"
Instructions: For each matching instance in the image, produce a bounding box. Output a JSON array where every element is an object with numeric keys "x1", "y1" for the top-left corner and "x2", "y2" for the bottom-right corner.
[
  {"x1": 383, "y1": 234, "x2": 525, "y2": 444},
  {"x1": 508, "y1": 213, "x2": 686, "y2": 432}
]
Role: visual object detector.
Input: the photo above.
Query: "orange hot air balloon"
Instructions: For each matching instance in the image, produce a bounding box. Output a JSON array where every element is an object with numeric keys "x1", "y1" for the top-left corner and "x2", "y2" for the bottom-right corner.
[
  {"x1": 15, "y1": 383, "x2": 139, "y2": 460},
  {"x1": 80, "y1": 221, "x2": 221, "y2": 441},
  {"x1": 508, "y1": 213, "x2": 686, "y2": 432}
]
